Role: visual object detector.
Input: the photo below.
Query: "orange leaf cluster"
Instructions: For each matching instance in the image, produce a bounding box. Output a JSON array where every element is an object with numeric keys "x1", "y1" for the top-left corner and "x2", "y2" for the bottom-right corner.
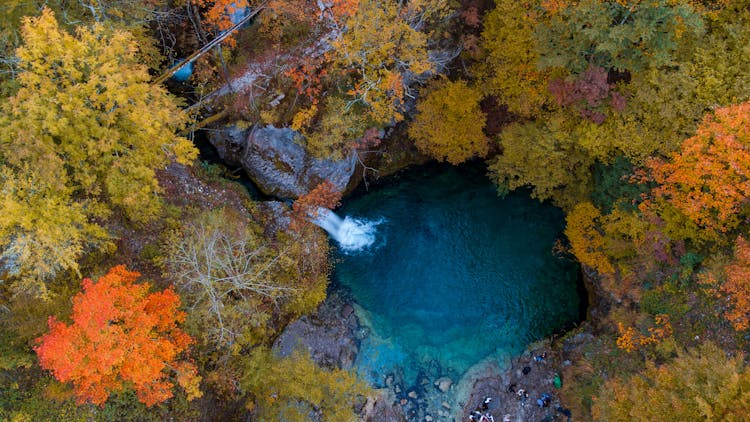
[
  {"x1": 195, "y1": 0, "x2": 250, "y2": 31},
  {"x1": 193, "y1": 0, "x2": 252, "y2": 47},
  {"x1": 291, "y1": 180, "x2": 342, "y2": 231},
  {"x1": 703, "y1": 236, "x2": 750, "y2": 331},
  {"x1": 320, "y1": 0, "x2": 360, "y2": 25},
  {"x1": 285, "y1": 57, "x2": 327, "y2": 105},
  {"x1": 723, "y1": 236, "x2": 750, "y2": 330},
  {"x1": 34, "y1": 265, "x2": 200, "y2": 406},
  {"x1": 647, "y1": 101, "x2": 750, "y2": 235},
  {"x1": 616, "y1": 314, "x2": 673, "y2": 352}
]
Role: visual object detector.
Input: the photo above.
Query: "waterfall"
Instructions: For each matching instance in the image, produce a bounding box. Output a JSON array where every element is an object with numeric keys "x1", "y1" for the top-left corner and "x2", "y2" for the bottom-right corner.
[{"x1": 311, "y1": 208, "x2": 382, "y2": 252}]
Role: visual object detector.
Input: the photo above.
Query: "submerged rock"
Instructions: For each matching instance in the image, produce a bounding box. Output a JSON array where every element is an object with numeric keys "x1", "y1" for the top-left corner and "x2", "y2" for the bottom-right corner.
[
  {"x1": 435, "y1": 377, "x2": 453, "y2": 393},
  {"x1": 362, "y1": 389, "x2": 407, "y2": 422},
  {"x1": 210, "y1": 124, "x2": 359, "y2": 198}
]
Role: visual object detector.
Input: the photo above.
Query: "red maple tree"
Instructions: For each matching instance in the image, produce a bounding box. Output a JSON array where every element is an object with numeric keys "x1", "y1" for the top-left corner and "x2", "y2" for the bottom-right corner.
[
  {"x1": 290, "y1": 180, "x2": 342, "y2": 231},
  {"x1": 34, "y1": 265, "x2": 201, "y2": 406}
]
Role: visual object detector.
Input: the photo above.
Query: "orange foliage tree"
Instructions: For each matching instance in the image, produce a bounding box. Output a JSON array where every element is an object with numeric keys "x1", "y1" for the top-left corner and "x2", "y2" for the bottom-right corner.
[
  {"x1": 702, "y1": 236, "x2": 750, "y2": 331},
  {"x1": 647, "y1": 101, "x2": 750, "y2": 237},
  {"x1": 291, "y1": 180, "x2": 342, "y2": 231},
  {"x1": 34, "y1": 265, "x2": 201, "y2": 407},
  {"x1": 194, "y1": 0, "x2": 251, "y2": 33}
]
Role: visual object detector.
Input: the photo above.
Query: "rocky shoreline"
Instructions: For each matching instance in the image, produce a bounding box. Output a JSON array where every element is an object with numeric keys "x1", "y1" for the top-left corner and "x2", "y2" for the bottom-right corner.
[
  {"x1": 272, "y1": 281, "x2": 593, "y2": 421},
  {"x1": 209, "y1": 119, "x2": 599, "y2": 422}
]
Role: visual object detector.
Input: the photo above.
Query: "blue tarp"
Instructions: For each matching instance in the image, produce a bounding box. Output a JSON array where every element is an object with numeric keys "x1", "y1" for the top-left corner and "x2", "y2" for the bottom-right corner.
[{"x1": 171, "y1": 60, "x2": 194, "y2": 82}]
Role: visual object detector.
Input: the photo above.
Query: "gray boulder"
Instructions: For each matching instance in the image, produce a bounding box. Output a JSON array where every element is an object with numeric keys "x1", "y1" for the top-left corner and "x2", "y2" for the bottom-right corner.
[
  {"x1": 206, "y1": 124, "x2": 248, "y2": 167},
  {"x1": 210, "y1": 124, "x2": 359, "y2": 198},
  {"x1": 273, "y1": 292, "x2": 360, "y2": 369}
]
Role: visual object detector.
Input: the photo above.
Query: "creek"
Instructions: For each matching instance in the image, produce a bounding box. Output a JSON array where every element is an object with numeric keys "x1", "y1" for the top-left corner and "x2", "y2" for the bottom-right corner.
[{"x1": 326, "y1": 163, "x2": 584, "y2": 386}]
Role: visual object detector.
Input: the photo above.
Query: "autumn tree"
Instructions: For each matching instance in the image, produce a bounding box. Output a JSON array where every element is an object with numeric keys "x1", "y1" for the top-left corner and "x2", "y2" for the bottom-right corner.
[
  {"x1": 167, "y1": 207, "x2": 328, "y2": 351},
  {"x1": 488, "y1": 113, "x2": 595, "y2": 209},
  {"x1": 592, "y1": 342, "x2": 750, "y2": 421},
  {"x1": 330, "y1": 0, "x2": 442, "y2": 126},
  {"x1": 34, "y1": 265, "x2": 201, "y2": 407},
  {"x1": 548, "y1": 64, "x2": 627, "y2": 123},
  {"x1": 536, "y1": 0, "x2": 703, "y2": 74},
  {"x1": 407, "y1": 79, "x2": 488, "y2": 165},
  {"x1": 702, "y1": 236, "x2": 750, "y2": 331},
  {"x1": 565, "y1": 202, "x2": 615, "y2": 275},
  {"x1": 647, "y1": 101, "x2": 750, "y2": 239},
  {"x1": 0, "y1": 167, "x2": 110, "y2": 298},
  {"x1": 1, "y1": 8, "x2": 196, "y2": 222},
  {"x1": 240, "y1": 348, "x2": 368, "y2": 421},
  {"x1": 478, "y1": 0, "x2": 555, "y2": 117},
  {"x1": 0, "y1": 9, "x2": 196, "y2": 291}
]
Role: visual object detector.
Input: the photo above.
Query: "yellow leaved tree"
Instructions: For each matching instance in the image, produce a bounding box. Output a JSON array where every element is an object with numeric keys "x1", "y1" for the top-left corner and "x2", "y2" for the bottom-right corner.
[
  {"x1": 330, "y1": 0, "x2": 439, "y2": 126},
  {"x1": 593, "y1": 342, "x2": 750, "y2": 421},
  {"x1": 0, "y1": 8, "x2": 197, "y2": 295},
  {"x1": 408, "y1": 79, "x2": 488, "y2": 165}
]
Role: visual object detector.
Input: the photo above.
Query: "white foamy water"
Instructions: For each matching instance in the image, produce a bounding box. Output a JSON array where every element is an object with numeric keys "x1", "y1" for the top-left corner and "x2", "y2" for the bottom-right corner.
[{"x1": 311, "y1": 208, "x2": 383, "y2": 252}]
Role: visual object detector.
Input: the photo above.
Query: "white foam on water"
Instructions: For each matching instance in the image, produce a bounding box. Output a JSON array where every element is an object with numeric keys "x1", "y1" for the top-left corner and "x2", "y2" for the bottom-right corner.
[{"x1": 311, "y1": 208, "x2": 383, "y2": 252}]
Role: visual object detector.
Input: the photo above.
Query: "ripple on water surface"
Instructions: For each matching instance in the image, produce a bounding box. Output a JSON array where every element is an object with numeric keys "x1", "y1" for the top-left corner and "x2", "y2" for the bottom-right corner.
[{"x1": 332, "y1": 164, "x2": 581, "y2": 385}]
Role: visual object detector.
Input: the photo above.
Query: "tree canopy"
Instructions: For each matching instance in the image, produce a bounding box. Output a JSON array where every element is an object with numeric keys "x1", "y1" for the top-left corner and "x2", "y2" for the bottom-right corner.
[
  {"x1": 0, "y1": 8, "x2": 196, "y2": 294},
  {"x1": 34, "y1": 265, "x2": 201, "y2": 407},
  {"x1": 593, "y1": 343, "x2": 750, "y2": 421},
  {"x1": 647, "y1": 101, "x2": 750, "y2": 238},
  {"x1": 408, "y1": 79, "x2": 488, "y2": 165}
]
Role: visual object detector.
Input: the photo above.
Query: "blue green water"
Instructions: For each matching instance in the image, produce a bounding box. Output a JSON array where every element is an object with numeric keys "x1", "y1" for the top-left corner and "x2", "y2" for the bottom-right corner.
[{"x1": 332, "y1": 164, "x2": 582, "y2": 385}]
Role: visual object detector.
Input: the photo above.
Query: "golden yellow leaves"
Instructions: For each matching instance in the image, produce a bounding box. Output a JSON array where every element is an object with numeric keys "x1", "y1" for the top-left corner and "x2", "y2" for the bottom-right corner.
[{"x1": 408, "y1": 79, "x2": 488, "y2": 165}]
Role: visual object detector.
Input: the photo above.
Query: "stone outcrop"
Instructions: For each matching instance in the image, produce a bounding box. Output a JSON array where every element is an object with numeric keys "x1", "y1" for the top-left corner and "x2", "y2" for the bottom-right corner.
[
  {"x1": 273, "y1": 292, "x2": 361, "y2": 370},
  {"x1": 457, "y1": 345, "x2": 572, "y2": 422},
  {"x1": 208, "y1": 124, "x2": 359, "y2": 199},
  {"x1": 362, "y1": 389, "x2": 408, "y2": 422},
  {"x1": 205, "y1": 124, "x2": 248, "y2": 168}
]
